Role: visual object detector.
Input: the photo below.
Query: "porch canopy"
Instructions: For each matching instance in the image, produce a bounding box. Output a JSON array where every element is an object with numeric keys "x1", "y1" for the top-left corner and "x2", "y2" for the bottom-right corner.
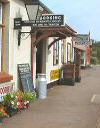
[
  {"x1": 32, "y1": 25, "x2": 77, "y2": 48},
  {"x1": 73, "y1": 45, "x2": 86, "y2": 51},
  {"x1": 1, "y1": 0, "x2": 9, "y2": 2}
]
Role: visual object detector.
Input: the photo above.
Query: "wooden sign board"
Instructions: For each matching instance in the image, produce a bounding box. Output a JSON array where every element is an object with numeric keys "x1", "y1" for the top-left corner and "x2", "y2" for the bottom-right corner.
[
  {"x1": 18, "y1": 63, "x2": 34, "y2": 92},
  {"x1": 0, "y1": 82, "x2": 14, "y2": 102}
]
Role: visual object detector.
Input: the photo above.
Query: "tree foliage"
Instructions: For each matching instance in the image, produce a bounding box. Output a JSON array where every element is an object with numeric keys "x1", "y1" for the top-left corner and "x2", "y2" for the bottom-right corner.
[{"x1": 92, "y1": 41, "x2": 100, "y2": 64}]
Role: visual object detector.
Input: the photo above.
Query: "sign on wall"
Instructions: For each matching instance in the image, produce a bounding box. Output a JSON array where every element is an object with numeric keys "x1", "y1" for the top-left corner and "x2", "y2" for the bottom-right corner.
[
  {"x1": 14, "y1": 15, "x2": 64, "y2": 29},
  {"x1": 50, "y1": 69, "x2": 61, "y2": 80},
  {"x1": 14, "y1": 18, "x2": 22, "y2": 30},
  {"x1": 18, "y1": 63, "x2": 34, "y2": 92},
  {"x1": 0, "y1": 82, "x2": 14, "y2": 102}
]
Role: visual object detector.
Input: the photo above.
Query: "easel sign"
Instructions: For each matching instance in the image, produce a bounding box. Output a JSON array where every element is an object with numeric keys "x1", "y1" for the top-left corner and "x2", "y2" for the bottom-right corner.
[{"x1": 18, "y1": 63, "x2": 34, "y2": 92}]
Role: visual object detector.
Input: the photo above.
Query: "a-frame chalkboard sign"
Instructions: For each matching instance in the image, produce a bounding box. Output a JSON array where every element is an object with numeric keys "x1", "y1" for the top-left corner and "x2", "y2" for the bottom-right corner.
[{"x1": 18, "y1": 63, "x2": 34, "y2": 92}]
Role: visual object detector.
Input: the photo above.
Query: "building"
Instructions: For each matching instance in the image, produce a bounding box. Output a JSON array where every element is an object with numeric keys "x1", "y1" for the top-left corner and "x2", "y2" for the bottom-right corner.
[
  {"x1": 0, "y1": 0, "x2": 79, "y2": 100},
  {"x1": 75, "y1": 32, "x2": 92, "y2": 68}
]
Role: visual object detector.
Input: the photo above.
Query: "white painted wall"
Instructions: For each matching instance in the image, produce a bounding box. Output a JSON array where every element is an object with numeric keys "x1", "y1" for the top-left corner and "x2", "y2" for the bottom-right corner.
[
  {"x1": 7, "y1": 0, "x2": 75, "y2": 87},
  {"x1": 46, "y1": 36, "x2": 74, "y2": 84},
  {"x1": 46, "y1": 38, "x2": 62, "y2": 83},
  {"x1": 9, "y1": 0, "x2": 31, "y2": 90}
]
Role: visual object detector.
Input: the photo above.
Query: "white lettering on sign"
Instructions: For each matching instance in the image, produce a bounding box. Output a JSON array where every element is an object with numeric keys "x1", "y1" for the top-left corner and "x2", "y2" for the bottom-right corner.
[
  {"x1": 0, "y1": 85, "x2": 13, "y2": 94},
  {"x1": 0, "y1": 83, "x2": 14, "y2": 102}
]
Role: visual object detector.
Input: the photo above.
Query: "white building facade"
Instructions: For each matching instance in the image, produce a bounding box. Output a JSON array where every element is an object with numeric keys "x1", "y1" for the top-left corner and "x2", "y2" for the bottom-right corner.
[{"x1": 0, "y1": 0, "x2": 76, "y2": 92}]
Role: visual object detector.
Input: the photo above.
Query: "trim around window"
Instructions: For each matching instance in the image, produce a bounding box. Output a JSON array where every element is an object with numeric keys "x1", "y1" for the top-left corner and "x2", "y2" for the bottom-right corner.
[
  {"x1": 0, "y1": 4, "x2": 2, "y2": 71},
  {"x1": 0, "y1": 3, "x2": 2, "y2": 24},
  {"x1": 61, "y1": 42, "x2": 64, "y2": 64},
  {"x1": 67, "y1": 43, "x2": 71, "y2": 62},
  {"x1": 53, "y1": 41, "x2": 59, "y2": 65}
]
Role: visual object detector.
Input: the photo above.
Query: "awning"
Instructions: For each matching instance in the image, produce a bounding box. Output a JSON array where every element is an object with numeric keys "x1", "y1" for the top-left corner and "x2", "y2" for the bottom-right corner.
[
  {"x1": 1, "y1": 0, "x2": 9, "y2": 2},
  {"x1": 32, "y1": 25, "x2": 77, "y2": 47},
  {"x1": 73, "y1": 44, "x2": 86, "y2": 51}
]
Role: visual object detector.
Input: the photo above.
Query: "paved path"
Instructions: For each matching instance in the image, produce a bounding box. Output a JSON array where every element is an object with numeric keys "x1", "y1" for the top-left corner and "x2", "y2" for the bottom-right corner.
[{"x1": 3, "y1": 66, "x2": 100, "y2": 128}]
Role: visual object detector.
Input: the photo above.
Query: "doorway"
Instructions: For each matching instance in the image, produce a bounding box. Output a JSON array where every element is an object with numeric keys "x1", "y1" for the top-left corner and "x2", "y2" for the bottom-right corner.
[{"x1": 36, "y1": 40, "x2": 46, "y2": 75}]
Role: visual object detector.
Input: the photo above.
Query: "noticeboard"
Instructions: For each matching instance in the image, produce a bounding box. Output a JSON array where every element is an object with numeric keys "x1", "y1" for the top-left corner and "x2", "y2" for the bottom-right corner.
[{"x1": 18, "y1": 63, "x2": 34, "y2": 92}]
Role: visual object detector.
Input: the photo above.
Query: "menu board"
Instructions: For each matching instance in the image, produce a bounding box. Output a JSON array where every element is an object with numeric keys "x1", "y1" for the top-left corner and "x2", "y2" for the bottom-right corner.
[{"x1": 18, "y1": 63, "x2": 34, "y2": 92}]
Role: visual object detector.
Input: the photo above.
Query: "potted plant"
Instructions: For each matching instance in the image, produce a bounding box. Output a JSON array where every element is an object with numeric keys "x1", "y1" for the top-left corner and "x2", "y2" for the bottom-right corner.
[
  {"x1": 3, "y1": 91, "x2": 37, "y2": 117},
  {"x1": 3, "y1": 93, "x2": 18, "y2": 117},
  {"x1": 15, "y1": 91, "x2": 36, "y2": 109},
  {"x1": 0, "y1": 103, "x2": 8, "y2": 123}
]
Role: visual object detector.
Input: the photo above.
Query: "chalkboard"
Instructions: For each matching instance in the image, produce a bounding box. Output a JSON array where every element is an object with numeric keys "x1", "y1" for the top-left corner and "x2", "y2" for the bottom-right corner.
[{"x1": 18, "y1": 63, "x2": 34, "y2": 92}]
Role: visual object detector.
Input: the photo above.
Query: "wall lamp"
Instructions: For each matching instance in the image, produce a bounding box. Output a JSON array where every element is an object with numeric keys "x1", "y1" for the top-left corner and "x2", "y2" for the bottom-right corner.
[{"x1": 14, "y1": 0, "x2": 44, "y2": 46}]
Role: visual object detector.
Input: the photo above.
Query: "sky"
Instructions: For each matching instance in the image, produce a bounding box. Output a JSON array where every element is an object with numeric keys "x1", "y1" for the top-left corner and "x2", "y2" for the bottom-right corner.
[{"x1": 41, "y1": 0, "x2": 100, "y2": 41}]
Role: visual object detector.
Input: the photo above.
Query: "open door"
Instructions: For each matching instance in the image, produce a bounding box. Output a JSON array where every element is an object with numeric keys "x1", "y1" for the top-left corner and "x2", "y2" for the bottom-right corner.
[{"x1": 36, "y1": 40, "x2": 46, "y2": 75}]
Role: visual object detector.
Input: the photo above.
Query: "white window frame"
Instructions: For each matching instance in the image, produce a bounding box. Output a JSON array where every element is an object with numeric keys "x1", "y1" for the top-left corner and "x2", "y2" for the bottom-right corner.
[
  {"x1": 53, "y1": 41, "x2": 59, "y2": 65},
  {"x1": 0, "y1": 28, "x2": 2, "y2": 71},
  {"x1": 0, "y1": 3, "x2": 2, "y2": 71},
  {"x1": 0, "y1": 3, "x2": 2, "y2": 24}
]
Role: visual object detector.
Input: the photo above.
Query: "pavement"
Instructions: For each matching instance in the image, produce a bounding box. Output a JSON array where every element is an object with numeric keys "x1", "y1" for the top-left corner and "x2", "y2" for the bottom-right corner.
[{"x1": 2, "y1": 66, "x2": 100, "y2": 128}]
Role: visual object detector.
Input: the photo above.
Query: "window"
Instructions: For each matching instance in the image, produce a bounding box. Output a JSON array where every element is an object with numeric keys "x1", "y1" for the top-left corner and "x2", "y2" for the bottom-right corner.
[
  {"x1": 67, "y1": 43, "x2": 71, "y2": 62},
  {"x1": 61, "y1": 42, "x2": 64, "y2": 64},
  {"x1": 0, "y1": 3, "x2": 2, "y2": 24},
  {"x1": 53, "y1": 41, "x2": 59, "y2": 65},
  {"x1": 0, "y1": 3, "x2": 2, "y2": 71},
  {"x1": 0, "y1": 28, "x2": 2, "y2": 71}
]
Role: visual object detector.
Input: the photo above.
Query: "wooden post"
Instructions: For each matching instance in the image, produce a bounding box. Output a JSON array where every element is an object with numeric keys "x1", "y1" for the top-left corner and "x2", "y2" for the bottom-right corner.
[{"x1": 31, "y1": 31, "x2": 37, "y2": 81}]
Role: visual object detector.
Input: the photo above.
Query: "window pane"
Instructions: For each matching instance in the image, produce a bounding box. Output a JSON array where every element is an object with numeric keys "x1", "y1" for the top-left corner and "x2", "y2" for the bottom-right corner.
[
  {"x1": 0, "y1": 28, "x2": 2, "y2": 71},
  {"x1": 0, "y1": 4, "x2": 2, "y2": 24},
  {"x1": 53, "y1": 41, "x2": 59, "y2": 65},
  {"x1": 61, "y1": 44, "x2": 64, "y2": 63},
  {"x1": 67, "y1": 43, "x2": 71, "y2": 62}
]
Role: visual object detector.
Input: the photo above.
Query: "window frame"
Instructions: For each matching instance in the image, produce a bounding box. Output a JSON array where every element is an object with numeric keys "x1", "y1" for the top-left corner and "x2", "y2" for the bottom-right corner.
[
  {"x1": 61, "y1": 41, "x2": 64, "y2": 64},
  {"x1": 0, "y1": 3, "x2": 2, "y2": 24},
  {"x1": 53, "y1": 41, "x2": 59, "y2": 66},
  {"x1": 0, "y1": 3, "x2": 2, "y2": 71},
  {"x1": 67, "y1": 43, "x2": 71, "y2": 62}
]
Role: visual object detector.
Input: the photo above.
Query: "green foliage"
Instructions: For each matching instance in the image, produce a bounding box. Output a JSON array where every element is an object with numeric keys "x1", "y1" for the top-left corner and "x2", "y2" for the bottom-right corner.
[
  {"x1": 91, "y1": 57, "x2": 98, "y2": 65},
  {"x1": 3, "y1": 91, "x2": 37, "y2": 110},
  {"x1": 23, "y1": 92, "x2": 37, "y2": 102},
  {"x1": 92, "y1": 41, "x2": 100, "y2": 64},
  {"x1": 3, "y1": 93, "x2": 16, "y2": 103}
]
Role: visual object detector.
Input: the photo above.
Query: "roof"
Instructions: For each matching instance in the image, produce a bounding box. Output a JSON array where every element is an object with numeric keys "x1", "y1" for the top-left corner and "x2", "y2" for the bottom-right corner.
[
  {"x1": 65, "y1": 24, "x2": 77, "y2": 33},
  {"x1": 73, "y1": 44, "x2": 86, "y2": 51},
  {"x1": 0, "y1": 0, "x2": 9, "y2": 2},
  {"x1": 35, "y1": 26, "x2": 77, "y2": 37},
  {"x1": 33, "y1": 25, "x2": 77, "y2": 46},
  {"x1": 77, "y1": 34, "x2": 89, "y2": 36}
]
